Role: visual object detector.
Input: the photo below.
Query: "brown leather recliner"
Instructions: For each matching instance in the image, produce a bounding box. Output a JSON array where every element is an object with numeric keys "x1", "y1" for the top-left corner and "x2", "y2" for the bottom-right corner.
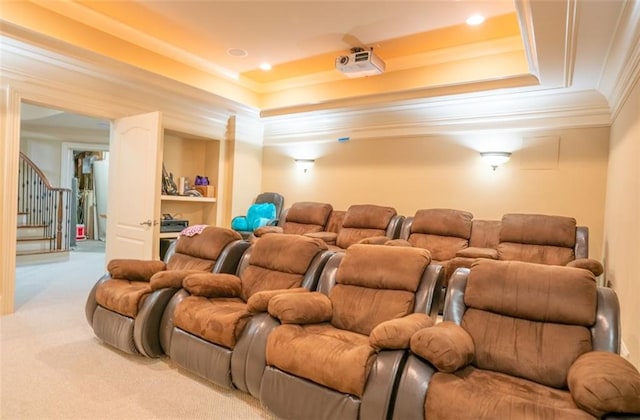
[
  {"x1": 253, "y1": 201, "x2": 333, "y2": 238},
  {"x1": 85, "y1": 226, "x2": 249, "y2": 357},
  {"x1": 497, "y1": 213, "x2": 603, "y2": 276},
  {"x1": 259, "y1": 244, "x2": 445, "y2": 420},
  {"x1": 399, "y1": 208, "x2": 474, "y2": 281},
  {"x1": 447, "y1": 218, "x2": 502, "y2": 277},
  {"x1": 158, "y1": 233, "x2": 333, "y2": 392},
  {"x1": 392, "y1": 259, "x2": 640, "y2": 420},
  {"x1": 306, "y1": 204, "x2": 404, "y2": 251}
]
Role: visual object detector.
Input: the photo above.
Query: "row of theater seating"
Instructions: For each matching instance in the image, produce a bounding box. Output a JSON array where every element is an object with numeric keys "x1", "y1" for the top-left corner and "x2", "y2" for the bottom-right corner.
[
  {"x1": 86, "y1": 227, "x2": 640, "y2": 419},
  {"x1": 255, "y1": 203, "x2": 604, "y2": 310},
  {"x1": 255, "y1": 203, "x2": 601, "y2": 274}
]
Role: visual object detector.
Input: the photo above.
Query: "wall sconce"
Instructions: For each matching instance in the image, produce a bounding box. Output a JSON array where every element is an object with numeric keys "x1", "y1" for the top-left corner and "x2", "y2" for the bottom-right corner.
[
  {"x1": 295, "y1": 159, "x2": 315, "y2": 173},
  {"x1": 480, "y1": 152, "x2": 511, "y2": 171}
]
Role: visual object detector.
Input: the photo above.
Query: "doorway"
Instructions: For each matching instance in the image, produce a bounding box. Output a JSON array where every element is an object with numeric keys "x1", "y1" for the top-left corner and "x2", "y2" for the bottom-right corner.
[
  {"x1": 16, "y1": 102, "x2": 110, "y2": 307},
  {"x1": 20, "y1": 102, "x2": 110, "y2": 255},
  {"x1": 61, "y1": 144, "x2": 110, "y2": 252}
]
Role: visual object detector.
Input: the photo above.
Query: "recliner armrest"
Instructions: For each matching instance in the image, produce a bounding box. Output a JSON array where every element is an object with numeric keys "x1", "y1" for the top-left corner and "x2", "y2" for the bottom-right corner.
[
  {"x1": 369, "y1": 313, "x2": 434, "y2": 350},
  {"x1": 107, "y1": 259, "x2": 166, "y2": 282},
  {"x1": 410, "y1": 321, "x2": 474, "y2": 372},
  {"x1": 568, "y1": 351, "x2": 640, "y2": 418},
  {"x1": 305, "y1": 231, "x2": 338, "y2": 246},
  {"x1": 246, "y1": 287, "x2": 309, "y2": 313},
  {"x1": 183, "y1": 272, "x2": 241, "y2": 297},
  {"x1": 358, "y1": 235, "x2": 391, "y2": 245},
  {"x1": 149, "y1": 269, "x2": 203, "y2": 290},
  {"x1": 268, "y1": 291, "x2": 332, "y2": 324},
  {"x1": 566, "y1": 258, "x2": 604, "y2": 277},
  {"x1": 455, "y1": 247, "x2": 498, "y2": 259},
  {"x1": 253, "y1": 225, "x2": 284, "y2": 237}
]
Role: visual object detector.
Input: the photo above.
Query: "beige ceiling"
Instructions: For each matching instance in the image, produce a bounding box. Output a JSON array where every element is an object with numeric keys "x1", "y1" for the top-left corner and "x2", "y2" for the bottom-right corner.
[
  {"x1": 70, "y1": 0, "x2": 520, "y2": 77},
  {"x1": 2, "y1": 1, "x2": 628, "y2": 113},
  {"x1": 6, "y1": 0, "x2": 538, "y2": 109}
]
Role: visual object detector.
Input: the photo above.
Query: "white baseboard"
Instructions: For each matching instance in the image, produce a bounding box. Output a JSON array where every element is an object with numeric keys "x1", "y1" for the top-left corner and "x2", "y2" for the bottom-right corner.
[{"x1": 621, "y1": 340, "x2": 631, "y2": 359}]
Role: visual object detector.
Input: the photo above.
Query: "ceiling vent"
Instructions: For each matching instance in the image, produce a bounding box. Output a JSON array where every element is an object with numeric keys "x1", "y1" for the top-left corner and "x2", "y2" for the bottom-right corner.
[{"x1": 335, "y1": 48, "x2": 385, "y2": 78}]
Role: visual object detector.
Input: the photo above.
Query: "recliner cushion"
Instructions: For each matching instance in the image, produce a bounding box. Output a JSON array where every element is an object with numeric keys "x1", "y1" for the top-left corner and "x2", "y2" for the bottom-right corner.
[
  {"x1": 409, "y1": 234, "x2": 469, "y2": 261},
  {"x1": 341, "y1": 204, "x2": 396, "y2": 230},
  {"x1": 240, "y1": 234, "x2": 327, "y2": 300},
  {"x1": 336, "y1": 228, "x2": 387, "y2": 249},
  {"x1": 336, "y1": 205, "x2": 396, "y2": 249},
  {"x1": 331, "y1": 285, "x2": 416, "y2": 335},
  {"x1": 266, "y1": 323, "x2": 375, "y2": 397},
  {"x1": 174, "y1": 296, "x2": 250, "y2": 349},
  {"x1": 465, "y1": 260, "x2": 597, "y2": 325},
  {"x1": 282, "y1": 221, "x2": 324, "y2": 235},
  {"x1": 425, "y1": 367, "x2": 593, "y2": 420},
  {"x1": 95, "y1": 279, "x2": 152, "y2": 318},
  {"x1": 330, "y1": 244, "x2": 431, "y2": 335},
  {"x1": 500, "y1": 213, "x2": 576, "y2": 248},
  {"x1": 167, "y1": 227, "x2": 242, "y2": 271},
  {"x1": 283, "y1": 202, "x2": 333, "y2": 234},
  {"x1": 411, "y1": 208, "x2": 473, "y2": 239},
  {"x1": 463, "y1": 309, "x2": 592, "y2": 389},
  {"x1": 463, "y1": 260, "x2": 597, "y2": 388},
  {"x1": 497, "y1": 242, "x2": 576, "y2": 265}
]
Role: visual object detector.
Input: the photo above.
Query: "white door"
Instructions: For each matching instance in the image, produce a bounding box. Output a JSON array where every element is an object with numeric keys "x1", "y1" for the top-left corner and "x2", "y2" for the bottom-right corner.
[{"x1": 105, "y1": 112, "x2": 163, "y2": 262}]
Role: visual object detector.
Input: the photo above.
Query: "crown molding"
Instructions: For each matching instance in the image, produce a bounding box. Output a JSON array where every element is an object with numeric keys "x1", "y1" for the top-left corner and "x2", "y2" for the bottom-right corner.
[
  {"x1": 30, "y1": 0, "x2": 240, "y2": 81},
  {"x1": 0, "y1": 24, "x2": 260, "y2": 140},
  {"x1": 262, "y1": 88, "x2": 611, "y2": 146},
  {"x1": 563, "y1": 0, "x2": 578, "y2": 88},
  {"x1": 514, "y1": 0, "x2": 540, "y2": 78},
  {"x1": 598, "y1": 0, "x2": 640, "y2": 119}
]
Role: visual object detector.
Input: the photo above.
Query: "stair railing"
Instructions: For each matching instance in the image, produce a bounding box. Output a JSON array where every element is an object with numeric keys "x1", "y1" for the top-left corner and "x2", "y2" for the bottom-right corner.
[{"x1": 17, "y1": 152, "x2": 72, "y2": 253}]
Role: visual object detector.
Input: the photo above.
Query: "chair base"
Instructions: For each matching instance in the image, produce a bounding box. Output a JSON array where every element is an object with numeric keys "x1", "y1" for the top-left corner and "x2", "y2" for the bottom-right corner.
[
  {"x1": 260, "y1": 367, "x2": 360, "y2": 420},
  {"x1": 170, "y1": 328, "x2": 234, "y2": 389},
  {"x1": 92, "y1": 305, "x2": 138, "y2": 355}
]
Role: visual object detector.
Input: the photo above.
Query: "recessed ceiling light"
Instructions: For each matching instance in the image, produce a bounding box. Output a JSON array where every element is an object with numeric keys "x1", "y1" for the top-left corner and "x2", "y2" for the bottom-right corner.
[
  {"x1": 227, "y1": 48, "x2": 248, "y2": 57},
  {"x1": 259, "y1": 63, "x2": 272, "y2": 71},
  {"x1": 466, "y1": 14, "x2": 485, "y2": 26}
]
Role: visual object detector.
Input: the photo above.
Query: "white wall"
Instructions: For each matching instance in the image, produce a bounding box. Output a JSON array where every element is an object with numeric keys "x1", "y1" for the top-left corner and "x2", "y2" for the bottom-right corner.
[
  {"x1": 605, "y1": 76, "x2": 640, "y2": 368},
  {"x1": 19, "y1": 137, "x2": 63, "y2": 186}
]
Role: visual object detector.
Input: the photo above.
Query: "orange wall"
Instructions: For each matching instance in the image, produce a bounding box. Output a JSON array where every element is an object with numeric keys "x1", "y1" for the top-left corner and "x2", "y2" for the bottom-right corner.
[{"x1": 262, "y1": 126, "x2": 609, "y2": 261}]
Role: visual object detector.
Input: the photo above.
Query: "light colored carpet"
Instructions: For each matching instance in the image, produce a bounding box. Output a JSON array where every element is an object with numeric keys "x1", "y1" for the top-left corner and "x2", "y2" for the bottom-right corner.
[{"x1": 2, "y1": 252, "x2": 276, "y2": 419}]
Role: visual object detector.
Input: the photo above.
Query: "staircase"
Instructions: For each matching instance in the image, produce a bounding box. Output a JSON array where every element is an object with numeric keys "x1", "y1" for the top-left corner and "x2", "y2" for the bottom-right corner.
[
  {"x1": 17, "y1": 152, "x2": 72, "y2": 261},
  {"x1": 16, "y1": 212, "x2": 56, "y2": 255}
]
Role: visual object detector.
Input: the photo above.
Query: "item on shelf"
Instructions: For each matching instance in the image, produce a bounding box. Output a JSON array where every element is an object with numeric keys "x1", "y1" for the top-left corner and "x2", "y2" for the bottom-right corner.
[
  {"x1": 195, "y1": 185, "x2": 215, "y2": 198},
  {"x1": 184, "y1": 189, "x2": 202, "y2": 197},
  {"x1": 160, "y1": 218, "x2": 189, "y2": 233},
  {"x1": 162, "y1": 163, "x2": 178, "y2": 195},
  {"x1": 194, "y1": 175, "x2": 210, "y2": 186},
  {"x1": 178, "y1": 176, "x2": 191, "y2": 195}
]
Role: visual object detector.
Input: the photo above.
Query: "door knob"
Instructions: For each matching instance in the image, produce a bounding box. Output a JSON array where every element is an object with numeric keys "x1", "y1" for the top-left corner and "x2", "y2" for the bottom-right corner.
[{"x1": 139, "y1": 219, "x2": 152, "y2": 227}]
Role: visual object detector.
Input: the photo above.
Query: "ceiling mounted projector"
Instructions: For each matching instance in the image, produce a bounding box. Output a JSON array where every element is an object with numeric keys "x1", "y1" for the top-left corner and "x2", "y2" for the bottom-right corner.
[{"x1": 335, "y1": 49, "x2": 385, "y2": 78}]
